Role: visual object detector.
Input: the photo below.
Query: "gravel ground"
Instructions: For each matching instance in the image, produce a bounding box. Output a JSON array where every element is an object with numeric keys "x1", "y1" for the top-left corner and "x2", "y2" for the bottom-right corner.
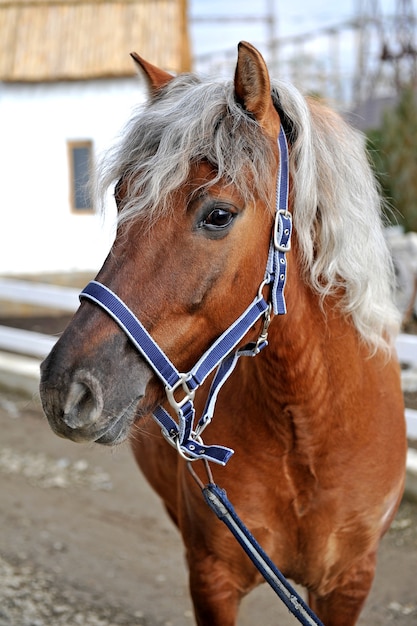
[
  {"x1": 0, "y1": 556, "x2": 146, "y2": 626},
  {"x1": 0, "y1": 390, "x2": 416, "y2": 626}
]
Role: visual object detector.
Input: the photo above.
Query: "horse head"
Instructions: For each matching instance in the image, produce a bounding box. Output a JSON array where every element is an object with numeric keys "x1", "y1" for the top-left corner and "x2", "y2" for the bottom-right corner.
[{"x1": 40, "y1": 42, "x2": 285, "y2": 446}]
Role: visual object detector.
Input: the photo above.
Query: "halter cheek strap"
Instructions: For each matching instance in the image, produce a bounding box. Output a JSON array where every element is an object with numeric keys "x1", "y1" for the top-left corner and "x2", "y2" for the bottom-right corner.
[{"x1": 80, "y1": 127, "x2": 292, "y2": 465}]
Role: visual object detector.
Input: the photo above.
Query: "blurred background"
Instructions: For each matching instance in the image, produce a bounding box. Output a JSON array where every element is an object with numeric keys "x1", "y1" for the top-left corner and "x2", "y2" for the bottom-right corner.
[
  {"x1": 0, "y1": 0, "x2": 417, "y2": 273},
  {"x1": 1, "y1": 0, "x2": 417, "y2": 320}
]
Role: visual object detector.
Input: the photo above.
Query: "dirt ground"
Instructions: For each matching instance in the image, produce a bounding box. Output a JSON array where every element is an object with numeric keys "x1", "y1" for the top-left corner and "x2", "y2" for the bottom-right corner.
[{"x1": 0, "y1": 388, "x2": 416, "y2": 626}]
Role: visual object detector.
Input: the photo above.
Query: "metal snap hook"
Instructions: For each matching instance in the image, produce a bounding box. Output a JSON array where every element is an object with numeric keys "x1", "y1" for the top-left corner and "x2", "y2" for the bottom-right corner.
[{"x1": 252, "y1": 302, "x2": 272, "y2": 355}]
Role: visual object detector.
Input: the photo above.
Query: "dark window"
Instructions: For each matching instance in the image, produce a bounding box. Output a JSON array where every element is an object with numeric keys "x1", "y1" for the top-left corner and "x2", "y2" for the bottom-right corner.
[{"x1": 68, "y1": 141, "x2": 93, "y2": 212}]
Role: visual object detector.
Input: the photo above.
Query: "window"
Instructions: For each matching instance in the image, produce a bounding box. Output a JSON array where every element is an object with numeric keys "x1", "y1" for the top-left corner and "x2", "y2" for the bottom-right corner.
[{"x1": 68, "y1": 140, "x2": 94, "y2": 212}]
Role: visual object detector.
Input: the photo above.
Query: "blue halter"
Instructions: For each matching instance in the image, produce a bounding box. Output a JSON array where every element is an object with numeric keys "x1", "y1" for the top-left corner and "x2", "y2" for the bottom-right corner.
[{"x1": 80, "y1": 126, "x2": 292, "y2": 465}]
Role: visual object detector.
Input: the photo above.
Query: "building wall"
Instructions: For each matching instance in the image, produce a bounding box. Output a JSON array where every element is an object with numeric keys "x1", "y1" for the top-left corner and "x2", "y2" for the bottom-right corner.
[{"x1": 0, "y1": 77, "x2": 145, "y2": 275}]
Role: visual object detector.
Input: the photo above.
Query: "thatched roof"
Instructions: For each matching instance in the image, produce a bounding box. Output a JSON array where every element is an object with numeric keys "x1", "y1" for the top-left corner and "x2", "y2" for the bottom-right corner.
[{"x1": 0, "y1": 0, "x2": 190, "y2": 82}]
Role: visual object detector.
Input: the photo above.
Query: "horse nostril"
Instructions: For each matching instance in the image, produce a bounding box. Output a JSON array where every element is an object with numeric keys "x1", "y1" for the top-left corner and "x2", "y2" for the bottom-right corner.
[{"x1": 63, "y1": 374, "x2": 103, "y2": 429}]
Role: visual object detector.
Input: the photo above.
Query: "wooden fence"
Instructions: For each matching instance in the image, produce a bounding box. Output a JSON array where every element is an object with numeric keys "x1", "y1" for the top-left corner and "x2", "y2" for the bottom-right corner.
[{"x1": 1, "y1": 277, "x2": 416, "y2": 439}]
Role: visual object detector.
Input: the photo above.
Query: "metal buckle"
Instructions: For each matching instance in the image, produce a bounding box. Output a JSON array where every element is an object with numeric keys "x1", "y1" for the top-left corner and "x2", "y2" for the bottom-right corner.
[
  {"x1": 165, "y1": 374, "x2": 196, "y2": 413},
  {"x1": 161, "y1": 426, "x2": 205, "y2": 463},
  {"x1": 273, "y1": 209, "x2": 292, "y2": 252}
]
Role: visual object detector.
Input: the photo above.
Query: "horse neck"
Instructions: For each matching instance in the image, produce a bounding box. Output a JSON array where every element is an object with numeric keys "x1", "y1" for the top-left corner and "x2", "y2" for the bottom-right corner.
[{"x1": 243, "y1": 249, "x2": 364, "y2": 439}]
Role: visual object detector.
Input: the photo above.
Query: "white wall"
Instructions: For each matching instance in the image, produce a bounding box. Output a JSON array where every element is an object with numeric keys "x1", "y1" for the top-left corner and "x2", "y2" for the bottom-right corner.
[{"x1": 0, "y1": 78, "x2": 146, "y2": 275}]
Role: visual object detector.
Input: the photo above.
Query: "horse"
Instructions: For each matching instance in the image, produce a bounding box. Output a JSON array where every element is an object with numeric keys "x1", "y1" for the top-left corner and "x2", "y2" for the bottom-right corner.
[{"x1": 40, "y1": 42, "x2": 407, "y2": 626}]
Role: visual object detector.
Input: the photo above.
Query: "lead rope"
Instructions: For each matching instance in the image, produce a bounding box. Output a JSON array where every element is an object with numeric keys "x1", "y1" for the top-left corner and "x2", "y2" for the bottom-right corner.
[{"x1": 187, "y1": 462, "x2": 324, "y2": 626}]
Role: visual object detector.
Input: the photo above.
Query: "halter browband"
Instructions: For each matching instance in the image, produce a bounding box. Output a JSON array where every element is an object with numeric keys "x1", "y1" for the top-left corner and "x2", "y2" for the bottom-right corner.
[{"x1": 80, "y1": 127, "x2": 292, "y2": 465}]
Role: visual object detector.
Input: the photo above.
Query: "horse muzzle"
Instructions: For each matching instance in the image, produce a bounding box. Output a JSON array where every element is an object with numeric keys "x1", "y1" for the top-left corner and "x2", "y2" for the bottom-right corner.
[{"x1": 39, "y1": 334, "x2": 153, "y2": 445}]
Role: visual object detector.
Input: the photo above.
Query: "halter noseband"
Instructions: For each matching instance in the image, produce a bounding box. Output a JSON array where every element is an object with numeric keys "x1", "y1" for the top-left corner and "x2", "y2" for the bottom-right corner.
[{"x1": 80, "y1": 127, "x2": 291, "y2": 465}]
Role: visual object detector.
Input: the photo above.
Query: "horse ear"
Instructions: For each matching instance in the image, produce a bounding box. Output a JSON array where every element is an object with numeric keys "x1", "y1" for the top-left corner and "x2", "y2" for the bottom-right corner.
[
  {"x1": 234, "y1": 41, "x2": 278, "y2": 132},
  {"x1": 130, "y1": 52, "x2": 174, "y2": 94}
]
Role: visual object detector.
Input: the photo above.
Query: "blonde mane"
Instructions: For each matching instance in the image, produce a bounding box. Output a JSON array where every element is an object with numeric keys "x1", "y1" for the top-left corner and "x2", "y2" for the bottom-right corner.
[{"x1": 271, "y1": 83, "x2": 400, "y2": 351}]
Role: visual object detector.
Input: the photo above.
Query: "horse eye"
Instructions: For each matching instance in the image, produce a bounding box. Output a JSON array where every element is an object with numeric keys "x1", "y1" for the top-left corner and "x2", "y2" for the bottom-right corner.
[{"x1": 204, "y1": 208, "x2": 235, "y2": 230}]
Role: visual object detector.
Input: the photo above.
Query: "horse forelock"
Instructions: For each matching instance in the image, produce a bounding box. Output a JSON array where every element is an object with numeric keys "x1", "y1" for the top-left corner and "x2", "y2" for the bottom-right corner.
[
  {"x1": 98, "y1": 74, "x2": 276, "y2": 225},
  {"x1": 97, "y1": 73, "x2": 400, "y2": 353}
]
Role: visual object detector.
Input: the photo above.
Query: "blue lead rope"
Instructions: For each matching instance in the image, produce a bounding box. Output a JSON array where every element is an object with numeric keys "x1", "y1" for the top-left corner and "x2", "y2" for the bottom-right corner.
[{"x1": 203, "y1": 484, "x2": 325, "y2": 626}]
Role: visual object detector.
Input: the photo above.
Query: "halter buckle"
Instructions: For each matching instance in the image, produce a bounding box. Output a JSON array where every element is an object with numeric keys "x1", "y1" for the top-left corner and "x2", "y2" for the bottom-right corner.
[
  {"x1": 165, "y1": 374, "x2": 196, "y2": 413},
  {"x1": 274, "y1": 209, "x2": 292, "y2": 253}
]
